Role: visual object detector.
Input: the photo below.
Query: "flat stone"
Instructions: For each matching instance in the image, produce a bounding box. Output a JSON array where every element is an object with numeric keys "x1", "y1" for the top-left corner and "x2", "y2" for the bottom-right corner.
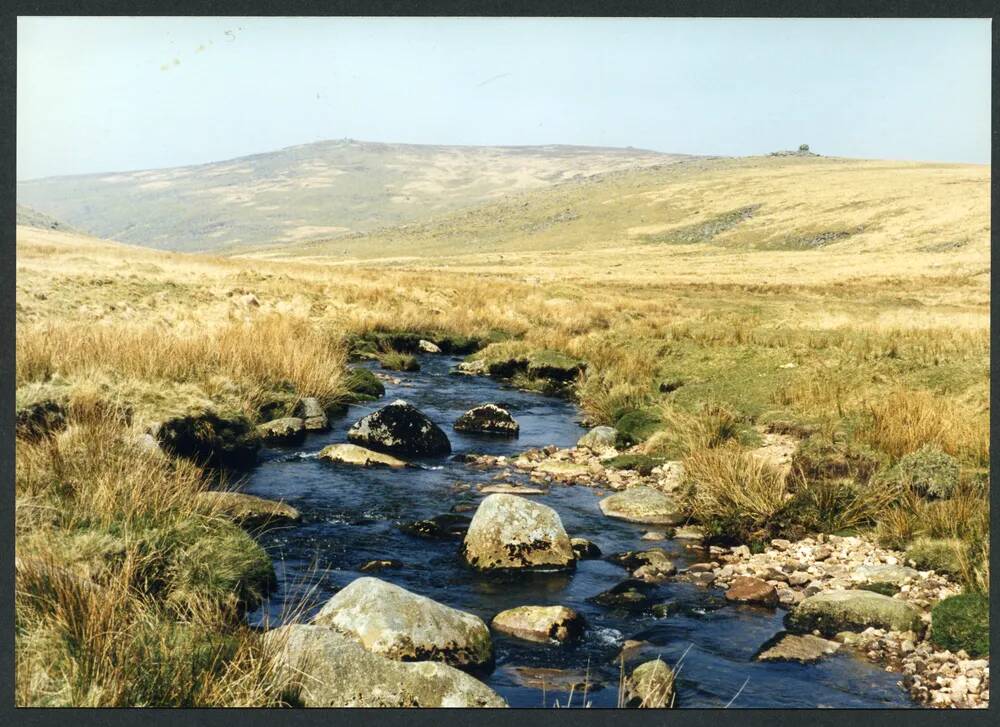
[
  {"x1": 359, "y1": 559, "x2": 403, "y2": 572},
  {"x1": 786, "y1": 590, "x2": 924, "y2": 637},
  {"x1": 534, "y1": 460, "x2": 591, "y2": 479},
  {"x1": 318, "y1": 443, "x2": 407, "y2": 468},
  {"x1": 598, "y1": 487, "x2": 683, "y2": 525},
  {"x1": 641, "y1": 531, "x2": 668, "y2": 541},
  {"x1": 478, "y1": 483, "x2": 547, "y2": 495},
  {"x1": 851, "y1": 564, "x2": 919, "y2": 585},
  {"x1": 295, "y1": 397, "x2": 329, "y2": 431},
  {"x1": 501, "y1": 666, "x2": 604, "y2": 693},
  {"x1": 758, "y1": 633, "x2": 841, "y2": 663},
  {"x1": 195, "y1": 491, "x2": 301, "y2": 528},
  {"x1": 725, "y1": 576, "x2": 779, "y2": 607},
  {"x1": 491, "y1": 605, "x2": 584, "y2": 644},
  {"x1": 418, "y1": 339, "x2": 441, "y2": 353},
  {"x1": 264, "y1": 625, "x2": 505, "y2": 707},
  {"x1": 257, "y1": 417, "x2": 306, "y2": 445},
  {"x1": 313, "y1": 577, "x2": 492, "y2": 668}
]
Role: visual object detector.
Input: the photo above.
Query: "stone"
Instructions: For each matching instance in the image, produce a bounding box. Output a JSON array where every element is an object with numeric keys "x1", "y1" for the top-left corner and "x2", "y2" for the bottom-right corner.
[
  {"x1": 418, "y1": 339, "x2": 441, "y2": 353},
  {"x1": 570, "y1": 537, "x2": 602, "y2": 559},
  {"x1": 623, "y1": 659, "x2": 676, "y2": 708},
  {"x1": 757, "y1": 633, "x2": 841, "y2": 663},
  {"x1": 195, "y1": 491, "x2": 301, "y2": 528},
  {"x1": 359, "y1": 559, "x2": 403, "y2": 572},
  {"x1": 672, "y1": 526, "x2": 704, "y2": 541},
  {"x1": 257, "y1": 417, "x2": 306, "y2": 445},
  {"x1": 295, "y1": 397, "x2": 329, "y2": 431},
  {"x1": 461, "y1": 494, "x2": 575, "y2": 570},
  {"x1": 642, "y1": 531, "x2": 668, "y2": 541},
  {"x1": 156, "y1": 410, "x2": 260, "y2": 469},
  {"x1": 501, "y1": 666, "x2": 603, "y2": 693},
  {"x1": 454, "y1": 404, "x2": 519, "y2": 436},
  {"x1": 347, "y1": 400, "x2": 451, "y2": 457},
  {"x1": 786, "y1": 590, "x2": 924, "y2": 637},
  {"x1": 534, "y1": 460, "x2": 591, "y2": 479},
  {"x1": 851, "y1": 564, "x2": 919, "y2": 585},
  {"x1": 491, "y1": 605, "x2": 584, "y2": 644},
  {"x1": 598, "y1": 487, "x2": 682, "y2": 525},
  {"x1": 725, "y1": 576, "x2": 779, "y2": 607},
  {"x1": 400, "y1": 513, "x2": 471, "y2": 540},
  {"x1": 608, "y1": 549, "x2": 676, "y2": 578},
  {"x1": 577, "y1": 426, "x2": 618, "y2": 453},
  {"x1": 589, "y1": 579, "x2": 657, "y2": 610},
  {"x1": 313, "y1": 577, "x2": 492, "y2": 668},
  {"x1": 456, "y1": 359, "x2": 488, "y2": 376},
  {"x1": 319, "y1": 443, "x2": 407, "y2": 468},
  {"x1": 478, "y1": 483, "x2": 546, "y2": 495},
  {"x1": 16, "y1": 399, "x2": 67, "y2": 440},
  {"x1": 264, "y1": 625, "x2": 505, "y2": 707}
]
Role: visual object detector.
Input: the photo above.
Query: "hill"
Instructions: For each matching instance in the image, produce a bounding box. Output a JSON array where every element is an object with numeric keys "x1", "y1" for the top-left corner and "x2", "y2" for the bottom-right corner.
[
  {"x1": 16, "y1": 204, "x2": 78, "y2": 233},
  {"x1": 15, "y1": 139, "x2": 687, "y2": 253}
]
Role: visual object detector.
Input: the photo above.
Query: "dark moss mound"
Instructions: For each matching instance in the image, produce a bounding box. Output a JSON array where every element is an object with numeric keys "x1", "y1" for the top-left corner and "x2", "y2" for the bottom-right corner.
[
  {"x1": 379, "y1": 352, "x2": 420, "y2": 372},
  {"x1": 605, "y1": 454, "x2": 667, "y2": 476},
  {"x1": 16, "y1": 399, "x2": 68, "y2": 441},
  {"x1": 885, "y1": 445, "x2": 960, "y2": 500},
  {"x1": 614, "y1": 408, "x2": 663, "y2": 448},
  {"x1": 787, "y1": 436, "x2": 887, "y2": 490},
  {"x1": 436, "y1": 334, "x2": 483, "y2": 355},
  {"x1": 345, "y1": 367, "x2": 385, "y2": 401},
  {"x1": 525, "y1": 350, "x2": 586, "y2": 382},
  {"x1": 930, "y1": 594, "x2": 989, "y2": 657},
  {"x1": 156, "y1": 411, "x2": 259, "y2": 470}
]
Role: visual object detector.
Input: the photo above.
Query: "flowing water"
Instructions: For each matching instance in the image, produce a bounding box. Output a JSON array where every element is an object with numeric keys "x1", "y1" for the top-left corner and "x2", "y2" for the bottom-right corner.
[{"x1": 243, "y1": 354, "x2": 913, "y2": 709}]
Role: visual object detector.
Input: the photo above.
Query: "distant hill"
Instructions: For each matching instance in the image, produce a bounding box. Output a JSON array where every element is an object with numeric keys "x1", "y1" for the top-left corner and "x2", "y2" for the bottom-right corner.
[
  {"x1": 16, "y1": 204, "x2": 78, "y2": 233},
  {"x1": 16, "y1": 139, "x2": 688, "y2": 253}
]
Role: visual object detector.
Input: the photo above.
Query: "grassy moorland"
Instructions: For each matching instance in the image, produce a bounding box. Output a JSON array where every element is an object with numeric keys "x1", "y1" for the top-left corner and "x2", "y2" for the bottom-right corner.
[{"x1": 15, "y1": 154, "x2": 989, "y2": 705}]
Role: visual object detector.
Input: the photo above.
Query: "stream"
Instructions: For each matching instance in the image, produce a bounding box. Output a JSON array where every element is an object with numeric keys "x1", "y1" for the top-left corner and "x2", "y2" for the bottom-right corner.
[{"x1": 243, "y1": 354, "x2": 914, "y2": 708}]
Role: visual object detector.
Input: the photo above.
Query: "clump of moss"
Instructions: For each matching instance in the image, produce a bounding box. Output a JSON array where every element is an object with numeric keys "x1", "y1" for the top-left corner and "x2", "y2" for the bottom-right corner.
[
  {"x1": 885, "y1": 445, "x2": 960, "y2": 499},
  {"x1": 615, "y1": 408, "x2": 664, "y2": 448},
  {"x1": 605, "y1": 454, "x2": 667, "y2": 476},
  {"x1": 344, "y1": 367, "x2": 385, "y2": 400},
  {"x1": 377, "y1": 349, "x2": 419, "y2": 372},
  {"x1": 905, "y1": 537, "x2": 966, "y2": 575},
  {"x1": 929, "y1": 593, "x2": 989, "y2": 657},
  {"x1": 787, "y1": 435, "x2": 887, "y2": 490}
]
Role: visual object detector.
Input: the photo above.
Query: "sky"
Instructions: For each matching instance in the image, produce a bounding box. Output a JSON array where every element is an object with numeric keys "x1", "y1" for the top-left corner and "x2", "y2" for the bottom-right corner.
[{"x1": 16, "y1": 17, "x2": 992, "y2": 180}]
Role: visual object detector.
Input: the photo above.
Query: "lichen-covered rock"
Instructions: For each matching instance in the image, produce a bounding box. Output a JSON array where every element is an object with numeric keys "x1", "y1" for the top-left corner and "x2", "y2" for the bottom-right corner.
[
  {"x1": 785, "y1": 590, "x2": 923, "y2": 637},
  {"x1": 534, "y1": 460, "x2": 591, "y2": 479},
  {"x1": 461, "y1": 494, "x2": 575, "y2": 570},
  {"x1": 195, "y1": 491, "x2": 301, "y2": 528},
  {"x1": 570, "y1": 537, "x2": 601, "y2": 559},
  {"x1": 577, "y1": 426, "x2": 617, "y2": 452},
  {"x1": 608, "y1": 549, "x2": 676, "y2": 583},
  {"x1": 257, "y1": 417, "x2": 306, "y2": 445},
  {"x1": 347, "y1": 399, "x2": 451, "y2": 457},
  {"x1": 418, "y1": 339, "x2": 442, "y2": 353},
  {"x1": 453, "y1": 404, "x2": 519, "y2": 436},
  {"x1": 598, "y1": 487, "x2": 682, "y2": 525},
  {"x1": 455, "y1": 359, "x2": 488, "y2": 376},
  {"x1": 319, "y1": 443, "x2": 407, "y2": 468},
  {"x1": 623, "y1": 659, "x2": 676, "y2": 708},
  {"x1": 491, "y1": 605, "x2": 584, "y2": 644},
  {"x1": 724, "y1": 576, "x2": 778, "y2": 607},
  {"x1": 757, "y1": 633, "x2": 841, "y2": 663},
  {"x1": 295, "y1": 397, "x2": 329, "y2": 431},
  {"x1": 313, "y1": 577, "x2": 493, "y2": 668},
  {"x1": 850, "y1": 564, "x2": 919, "y2": 586},
  {"x1": 155, "y1": 410, "x2": 260, "y2": 469},
  {"x1": 264, "y1": 625, "x2": 506, "y2": 707}
]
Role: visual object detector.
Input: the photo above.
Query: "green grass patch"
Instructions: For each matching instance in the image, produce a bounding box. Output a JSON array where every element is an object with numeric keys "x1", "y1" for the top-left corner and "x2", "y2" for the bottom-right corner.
[{"x1": 930, "y1": 594, "x2": 989, "y2": 657}]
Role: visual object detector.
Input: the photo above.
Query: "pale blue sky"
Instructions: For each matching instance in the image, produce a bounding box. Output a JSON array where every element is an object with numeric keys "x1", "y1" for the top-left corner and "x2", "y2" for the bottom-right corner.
[{"x1": 17, "y1": 17, "x2": 992, "y2": 180}]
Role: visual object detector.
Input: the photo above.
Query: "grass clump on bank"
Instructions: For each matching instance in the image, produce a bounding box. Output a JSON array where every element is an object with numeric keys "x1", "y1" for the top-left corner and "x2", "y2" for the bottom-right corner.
[{"x1": 929, "y1": 594, "x2": 989, "y2": 657}]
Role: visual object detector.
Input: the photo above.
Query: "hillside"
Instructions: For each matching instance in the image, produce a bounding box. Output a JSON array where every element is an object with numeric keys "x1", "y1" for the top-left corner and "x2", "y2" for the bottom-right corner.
[
  {"x1": 15, "y1": 139, "x2": 687, "y2": 253},
  {"x1": 16, "y1": 204, "x2": 78, "y2": 233}
]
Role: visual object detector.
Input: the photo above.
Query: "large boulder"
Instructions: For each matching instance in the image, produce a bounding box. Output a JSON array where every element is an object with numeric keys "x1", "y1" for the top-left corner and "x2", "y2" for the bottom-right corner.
[
  {"x1": 785, "y1": 590, "x2": 924, "y2": 637},
  {"x1": 577, "y1": 426, "x2": 617, "y2": 453},
  {"x1": 295, "y1": 397, "x2": 329, "y2": 432},
  {"x1": 453, "y1": 404, "x2": 519, "y2": 436},
  {"x1": 491, "y1": 605, "x2": 584, "y2": 644},
  {"x1": 265, "y1": 625, "x2": 506, "y2": 707},
  {"x1": 257, "y1": 417, "x2": 306, "y2": 445},
  {"x1": 623, "y1": 659, "x2": 676, "y2": 708},
  {"x1": 460, "y1": 494, "x2": 575, "y2": 570},
  {"x1": 598, "y1": 487, "x2": 683, "y2": 525},
  {"x1": 313, "y1": 577, "x2": 492, "y2": 668},
  {"x1": 155, "y1": 410, "x2": 260, "y2": 469},
  {"x1": 318, "y1": 443, "x2": 407, "y2": 468},
  {"x1": 195, "y1": 491, "x2": 301, "y2": 529},
  {"x1": 347, "y1": 400, "x2": 451, "y2": 457}
]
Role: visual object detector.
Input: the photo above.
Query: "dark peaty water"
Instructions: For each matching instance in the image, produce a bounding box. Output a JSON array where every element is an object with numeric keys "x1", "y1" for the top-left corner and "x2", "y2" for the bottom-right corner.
[{"x1": 243, "y1": 355, "x2": 913, "y2": 709}]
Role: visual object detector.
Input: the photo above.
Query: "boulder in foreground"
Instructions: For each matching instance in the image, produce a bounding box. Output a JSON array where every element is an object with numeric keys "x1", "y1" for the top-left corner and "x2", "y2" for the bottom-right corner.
[
  {"x1": 461, "y1": 494, "x2": 575, "y2": 570},
  {"x1": 265, "y1": 624, "x2": 506, "y2": 707},
  {"x1": 347, "y1": 399, "x2": 451, "y2": 457},
  {"x1": 313, "y1": 577, "x2": 493, "y2": 668}
]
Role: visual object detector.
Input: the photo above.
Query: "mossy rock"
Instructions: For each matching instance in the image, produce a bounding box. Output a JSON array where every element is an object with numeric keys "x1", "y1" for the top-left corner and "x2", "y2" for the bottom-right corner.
[
  {"x1": 855, "y1": 582, "x2": 900, "y2": 597},
  {"x1": 155, "y1": 410, "x2": 260, "y2": 470},
  {"x1": 605, "y1": 454, "x2": 667, "y2": 476},
  {"x1": 614, "y1": 408, "x2": 663, "y2": 448},
  {"x1": 787, "y1": 436, "x2": 887, "y2": 489},
  {"x1": 885, "y1": 445, "x2": 960, "y2": 500},
  {"x1": 905, "y1": 537, "x2": 966, "y2": 575},
  {"x1": 16, "y1": 398, "x2": 68, "y2": 441},
  {"x1": 435, "y1": 334, "x2": 483, "y2": 355},
  {"x1": 930, "y1": 594, "x2": 989, "y2": 657},
  {"x1": 785, "y1": 590, "x2": 923, "y2": 637},
  {"x1": 345, "y1": 367, "x2": 385, "y2": 401}
]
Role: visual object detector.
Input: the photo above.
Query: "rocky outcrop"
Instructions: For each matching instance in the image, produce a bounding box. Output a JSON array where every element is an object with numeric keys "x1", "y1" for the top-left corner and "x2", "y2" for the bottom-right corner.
[
  {"x1": 453, "y1": 404, "x2": 519, "y2": 436},
  {"x1": 491, "y1": 605, "x2": 584, "y2": 644},
  {"x1": 460, "y1": 494, "x2": 575, "y2": 570},
  {"x1": 598, "y1": 487, "x2": 682, "y2": 524},
  {"x1": 155, "y1": 410, "x2": 260, "y2": 469},
  {"x1": 724, "y1": 576, "x2": 778, "y2": 607},
  {"x1": 265, "y1": 624, "x2": 506, "y2": 707},
  {"x1": 623, "y1": 659, "x2": 676, "y2": 708},
  {"x1": 256, "y1": 417, "x2": 306, "y2": 445},
  {"x1": 347, "y1": 400, "x2": 451, "y2": 457},
  {"x1": 786, "y1": 590, "x2": 924, "y2": 637},
  {"x1": 295, "y1": 397, "x2": 329, "y2": 431},
  {"x1": 318, "y1": 443, "x2": 407, "y2": 468},
  {"x1": 577, "y1": 426, "x2": 617, "y2": 453},
  {"x1": 313, "y1": 577, "x2": 493, "y2": 668},
  {"x1": 195, "y1": 491, "x2": 301, "y2": 528}
]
